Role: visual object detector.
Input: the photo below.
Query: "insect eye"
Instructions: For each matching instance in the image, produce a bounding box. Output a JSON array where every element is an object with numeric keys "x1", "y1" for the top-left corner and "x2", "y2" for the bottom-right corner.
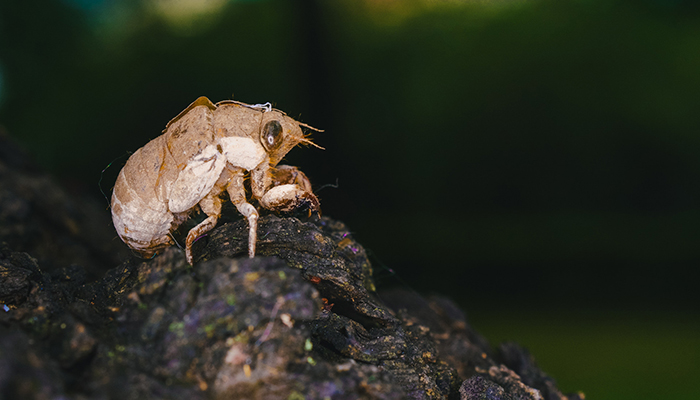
[{"x1": 262, "y1": 120, "x2": 283, "y2": 150}]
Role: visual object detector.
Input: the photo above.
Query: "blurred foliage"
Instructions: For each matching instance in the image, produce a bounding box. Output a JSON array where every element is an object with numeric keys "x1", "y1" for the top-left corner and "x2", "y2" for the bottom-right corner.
[
  {"x1": 1, "y1": 1, "x2": 700, "y2": 397},
  {"x1": 472, "y1": 307, "x2": 700, "y2": 400}
]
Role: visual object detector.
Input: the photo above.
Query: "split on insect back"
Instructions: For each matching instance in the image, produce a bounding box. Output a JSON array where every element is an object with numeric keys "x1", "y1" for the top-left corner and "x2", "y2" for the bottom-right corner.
[{"x1": 110, "y1": 96, "x2": 322, "y2": 265}]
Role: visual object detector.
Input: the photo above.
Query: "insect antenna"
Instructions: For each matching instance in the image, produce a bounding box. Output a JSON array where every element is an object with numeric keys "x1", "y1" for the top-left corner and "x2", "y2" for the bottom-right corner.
[
  {"x1": 299, "y1": 122, "x2": 324, "y2": 132},
  {"x1": 295, "y1": 120, "x2": 325, "y2": 149},
  {"x1": 298, "y1": 137, "x2": 325, "y2": 150}
]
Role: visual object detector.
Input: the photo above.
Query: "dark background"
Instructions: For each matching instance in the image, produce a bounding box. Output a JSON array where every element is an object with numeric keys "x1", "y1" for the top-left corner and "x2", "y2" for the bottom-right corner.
[{"x1": 1, "y1": 0, "x2": 699, "y2": 398}]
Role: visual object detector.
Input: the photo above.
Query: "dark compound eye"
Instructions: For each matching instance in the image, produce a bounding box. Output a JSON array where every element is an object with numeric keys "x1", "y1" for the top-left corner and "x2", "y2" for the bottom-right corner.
[{"x1": 261, "y1": 120, "x2": 283, "y2": 150}]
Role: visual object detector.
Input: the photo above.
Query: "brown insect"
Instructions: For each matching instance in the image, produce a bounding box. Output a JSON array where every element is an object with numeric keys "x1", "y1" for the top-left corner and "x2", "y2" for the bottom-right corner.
[{"x1": 110, "y1": 96, "x2": 321, "y2": 264}]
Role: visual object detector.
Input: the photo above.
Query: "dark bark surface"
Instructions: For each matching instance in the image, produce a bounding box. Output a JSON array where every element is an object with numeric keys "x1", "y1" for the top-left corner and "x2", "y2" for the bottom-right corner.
[{"x1": 0, "y1": 132, "x2": 584, "y2": 399}]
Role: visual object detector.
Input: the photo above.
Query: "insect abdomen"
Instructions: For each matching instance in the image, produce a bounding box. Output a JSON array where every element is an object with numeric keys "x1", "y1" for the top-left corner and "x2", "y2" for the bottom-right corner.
[{"x1": 111, "y1": 137, "x2": 175, "y2": 254}]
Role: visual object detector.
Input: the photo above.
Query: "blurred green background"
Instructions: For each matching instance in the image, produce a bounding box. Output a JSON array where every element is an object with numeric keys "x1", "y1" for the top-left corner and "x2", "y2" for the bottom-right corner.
[{"x1": 1, "y1": 0, "x2": 699, "y2": 398}]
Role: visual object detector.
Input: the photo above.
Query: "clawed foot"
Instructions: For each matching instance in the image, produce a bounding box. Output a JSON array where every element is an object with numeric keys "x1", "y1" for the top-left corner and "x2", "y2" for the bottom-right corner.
[
  {"x1": 260, "y1": 184, "x2": 320, "y2": 214},
  {"x1": 263, "y1": 165, "x2": 320, "y2": 214}
]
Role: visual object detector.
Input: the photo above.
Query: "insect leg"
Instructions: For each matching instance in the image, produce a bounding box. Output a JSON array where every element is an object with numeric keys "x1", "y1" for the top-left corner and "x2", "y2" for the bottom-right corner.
[
  {"x1": 226, "y1": 167, "x2": 259, "y2": 258},
  {"x1": 185, "y1": 193, "x2": 222, "y2": 265},
  {"x1": 272, "y1": 165, "x2": 314, "y2": 193},
  {"x1": 258, "y1": 165, "x2": 320, "y2": 214}
]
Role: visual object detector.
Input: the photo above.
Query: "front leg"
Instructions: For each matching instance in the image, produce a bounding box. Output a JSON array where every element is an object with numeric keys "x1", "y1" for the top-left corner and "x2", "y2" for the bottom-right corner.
[
  {"x1": 272, "y1": 165, "x2": 314, "y2": 193},
  {"x1": 185, "y1": 193, "x2": 222, "y2": 265},
  {"x1": 227, "y1": 166, "x2": 259, "y2": 258},
  {"x1": 258, "y1": 165, "x2": 320, "y2": 214},
  {"x1": 184, "y1": 165, "x2": 232, "y2": 264}
]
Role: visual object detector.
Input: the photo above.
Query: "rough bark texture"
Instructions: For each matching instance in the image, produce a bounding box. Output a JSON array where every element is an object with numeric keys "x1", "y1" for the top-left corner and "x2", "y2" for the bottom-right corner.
[{"x1": 0, "y1": 131, "x2": 584, "y2": 399}]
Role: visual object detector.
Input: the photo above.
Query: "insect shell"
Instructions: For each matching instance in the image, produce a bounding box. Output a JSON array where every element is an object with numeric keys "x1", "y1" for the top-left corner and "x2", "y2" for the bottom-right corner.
[{"x1": 110, "y1": 96, "x2": 321, "y2": 265}]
